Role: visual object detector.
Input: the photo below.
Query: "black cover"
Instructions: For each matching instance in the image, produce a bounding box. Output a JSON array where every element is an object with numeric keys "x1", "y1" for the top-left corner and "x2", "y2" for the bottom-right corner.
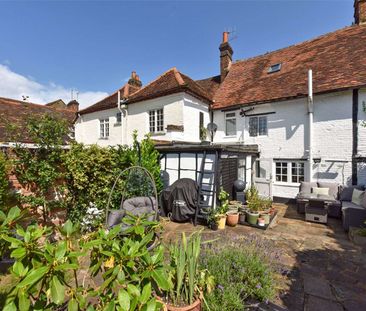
[{"x1": 160, "y1": 178, "x2": 198, "y2": 222}]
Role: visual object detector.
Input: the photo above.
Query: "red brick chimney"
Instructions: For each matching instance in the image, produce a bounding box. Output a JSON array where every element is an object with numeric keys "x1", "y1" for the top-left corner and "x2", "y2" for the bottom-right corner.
[
  {"x1": 219, "y1": 31, "x2": 233, "y2": 82},
  {"x1": 128, "y1": 71, "x2": 142, "y2": 88},
  {"x1": 67, "y1": 99, "x2": 79, "y2": 112},
  {"x1": 355, "y1": 0, "x2": 366, "y2": 25}
]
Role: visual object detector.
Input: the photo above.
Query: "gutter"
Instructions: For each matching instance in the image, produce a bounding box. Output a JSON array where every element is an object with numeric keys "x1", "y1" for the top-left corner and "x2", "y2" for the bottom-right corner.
[{"x1": 117, "y1": 91, "x2": 128, "y2": 145}]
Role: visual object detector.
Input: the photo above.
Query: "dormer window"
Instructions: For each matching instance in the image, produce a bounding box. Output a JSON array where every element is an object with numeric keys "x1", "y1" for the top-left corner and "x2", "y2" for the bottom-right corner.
[{"x1": 268, "y1": 63, "x2": 282, "y2": 74}]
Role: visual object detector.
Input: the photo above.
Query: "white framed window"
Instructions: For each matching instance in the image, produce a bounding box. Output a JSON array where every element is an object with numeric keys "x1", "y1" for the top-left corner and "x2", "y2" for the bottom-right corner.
[
  {"x1": 225, "y1": 112, "x2": 236, "y2": 136},
  {"x1": 275, "y1": 161, "x2": 305, "y2": 183},
  {"x1": 149, "y1": 109, "x2": 164, "y2": 133},
  {"x1": 255, "y1": 160, "x2": 267, "y2": 179},
  {"x1": 238, "y1": 158, "x2": 246, "y2": 181},
  {"x1": 249, "y1": 116, "x2": 267, "y2": 137},
  {"x1": 99, "y1": 118, "x2": 109, "y2": 139}
]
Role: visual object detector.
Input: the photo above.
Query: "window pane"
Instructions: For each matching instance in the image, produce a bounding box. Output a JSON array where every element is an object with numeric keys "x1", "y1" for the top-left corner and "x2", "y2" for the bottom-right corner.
[
  {"x1": 249, "y1": 117, "x2": 258, "y2": 137},
  {"x1": 258, "y1": 116, "x2": 267, "y2": 135},
  {"x1": 226, "y1": 118, "x2": 236, "y2": 136},
  {"x1": 149, "y1": 111, "x2": 155, "y2": 132}
]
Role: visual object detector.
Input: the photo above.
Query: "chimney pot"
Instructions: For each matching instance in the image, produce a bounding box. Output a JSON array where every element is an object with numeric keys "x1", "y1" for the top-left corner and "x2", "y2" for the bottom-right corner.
[
  {"x1": 131, "y1": 71, "x2": 136, "y2": 79},
  {"x1": 223, "y1": 31, "x2": 229, "y2": 43}
]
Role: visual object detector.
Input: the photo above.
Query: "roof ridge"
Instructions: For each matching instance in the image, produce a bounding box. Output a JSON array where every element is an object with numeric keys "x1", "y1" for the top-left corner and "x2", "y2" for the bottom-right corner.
[
  {"x1": 179, "y1": 72, "x2": 213, "y2": 99},
  {"x1": 127, "y1": 67, "x2": 178, "y2": 100},
  {"x1": 234, "y1": 25, "x2": 357, "y2": 65},
  {"x1": 0, "y1": 96, "x2": 73, "y2": 113}
]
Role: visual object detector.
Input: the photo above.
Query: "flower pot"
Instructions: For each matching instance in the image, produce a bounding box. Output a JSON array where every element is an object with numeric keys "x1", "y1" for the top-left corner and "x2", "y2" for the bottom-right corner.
[
  {"x1": 209, "y1": 222, "x2": 219, "y2": 231},
  {"x1": 227, "y1": 204, "x2": 239, "y2": 213},
  {"x1": 217, "y1": 214, "x2": 227, "y2": 230},
  {"x1": 239, "y1": 212, "x2": 246, "y2": 225},
  {"x1": 246, "y1": 211, "x2": 259, "y2": 225},
  {"x1": 258, "y1": 217, "x2": 265, "y2": 227},
  {"x1": 165, "y1": 298, "x2": 201, "y2": 311},
  {"x1": 261, "y1": 213, "x2": 271, "y2": 225},
  {"x1": 226, "y1": 212, "x2": 239, "y2": 227}
]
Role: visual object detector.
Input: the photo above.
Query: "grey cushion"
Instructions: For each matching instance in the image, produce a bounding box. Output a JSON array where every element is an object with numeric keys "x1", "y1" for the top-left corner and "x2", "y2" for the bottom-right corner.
[
  {"x1": 318, "y1": 182, "x2": 339, "y2": 199},
  {"x1": 339, "y1": 185, "x2": 364, "y2": 202},
  {"x1": 341, "y1": 201, "x2": 365, "y2": 211},
  {"x1": 300, "y1": 182, "x2": 317, "y2": 194},
  {"x1": 122, "y1": 196, "x2": 157, "y2": 221},
  {"x1": 107, "y1": 209, "x2": 125, "y2": 228}
]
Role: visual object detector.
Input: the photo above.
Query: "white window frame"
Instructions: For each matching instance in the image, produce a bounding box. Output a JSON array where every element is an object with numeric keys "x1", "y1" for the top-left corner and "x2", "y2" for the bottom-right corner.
[
  {"x1": 99, "y1": 118, "x2": 109, "y2": 139},
  {"x1": 149, "y1": 108, "x2": 164, "y2": 133},
  {"x1": 249, "y1": 116, "x2": 268, "y2": 137},
  {"x1": 274, "y1": 161, "x2": 305, "y2": 184},
  {"x1": 225, "y1": 112, "x2": 236, "y2": 136}
]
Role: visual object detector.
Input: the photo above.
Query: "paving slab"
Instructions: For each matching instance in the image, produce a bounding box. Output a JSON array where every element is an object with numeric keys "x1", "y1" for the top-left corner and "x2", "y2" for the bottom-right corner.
[
  {"x1": 303, "y1": 274, "x2": 334, "y2": 300},
  {"x1": 304, "y1": 295, "x2": 343, "y2": 311}
]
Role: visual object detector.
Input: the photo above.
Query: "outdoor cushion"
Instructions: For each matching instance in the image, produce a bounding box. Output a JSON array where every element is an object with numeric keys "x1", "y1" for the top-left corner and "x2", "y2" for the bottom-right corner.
[
  {"x1": 107, "y1": 209, "x2": 126, "y2": 228},
  {"x1": 351, "y1": 189, "x2": 364, "y2": 206},
  {"x1": 341, "y1": 201, "x2": 365, "y2": 211},
  {"x1": 122, "y1": 196, "x2": 157, "y2": 221},
  {"x1": 312, "y1": 187, "x2": 329, "y2": 196},
  {"x1": 339, "y1": 185, "x2": 364, "y2": 202},
  {"x1": 318, "y1": 182, "x2": 339, "y2": 199},
  {"x1": 299, "y1": 182, "x2": 317, "y2": 194}
]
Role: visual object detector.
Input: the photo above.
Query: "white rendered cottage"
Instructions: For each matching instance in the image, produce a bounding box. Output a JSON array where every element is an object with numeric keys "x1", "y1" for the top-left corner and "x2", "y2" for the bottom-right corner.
[{"x1": 75, "y1": 0, "x2": 366, "y2": 201}]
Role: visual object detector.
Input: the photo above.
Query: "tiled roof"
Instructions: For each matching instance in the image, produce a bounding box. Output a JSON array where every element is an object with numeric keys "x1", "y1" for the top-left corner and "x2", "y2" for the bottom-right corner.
[
  {"x1": 213, "y1": 25, "x2": 366, "y2": 109},
  {"x1": 79, "y1": 84, "x2": 140, "y2": 115},
  {"x1": 195, "y1": 75, "x2": 221, "y2": 99},
  {"x1": 0, "y1": 97, "x2": 76, "y2": 144},
  {"x1": 127, "y1": 68, "x2": 212, "y2": 104}
]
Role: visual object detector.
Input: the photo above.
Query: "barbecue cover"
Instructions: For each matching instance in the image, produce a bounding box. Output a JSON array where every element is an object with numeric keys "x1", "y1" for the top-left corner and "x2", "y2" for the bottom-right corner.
[{"x1": 160, "y1": 178, "x2": 198, "y2": 222}]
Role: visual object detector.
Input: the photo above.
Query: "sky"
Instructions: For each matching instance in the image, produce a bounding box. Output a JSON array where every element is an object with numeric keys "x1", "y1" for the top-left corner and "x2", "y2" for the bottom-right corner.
[{"x1": 0, "y1": 0, "x2": 355, "y2": 109}]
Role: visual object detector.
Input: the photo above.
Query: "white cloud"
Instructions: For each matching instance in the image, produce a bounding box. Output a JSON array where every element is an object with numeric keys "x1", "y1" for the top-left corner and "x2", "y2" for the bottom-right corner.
[{"x1": 0, "y1": 64, "x2": 108, "y2": 109}]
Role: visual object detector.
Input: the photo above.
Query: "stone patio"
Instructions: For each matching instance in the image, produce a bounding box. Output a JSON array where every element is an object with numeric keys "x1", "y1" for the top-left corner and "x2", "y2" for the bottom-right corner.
[{"x1": 161, "y1": 203, "x2": 366, "y2": 311}]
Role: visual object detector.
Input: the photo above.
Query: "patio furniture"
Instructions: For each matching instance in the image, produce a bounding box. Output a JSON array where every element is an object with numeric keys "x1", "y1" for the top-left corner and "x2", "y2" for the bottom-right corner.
[
  {"x1": 296, "y1": 182, "x2": 341, "y2": 218},
  {"x1": 305, "y1": 199, "x2": 328, "y2": 224}
]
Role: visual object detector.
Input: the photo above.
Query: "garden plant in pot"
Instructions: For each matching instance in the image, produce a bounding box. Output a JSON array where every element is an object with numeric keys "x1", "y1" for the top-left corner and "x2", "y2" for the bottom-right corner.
[
  {"x1": 217, "y1": 187, "x2": 229, "y2": 230},
  {"x1": 207, "y1": 208, "x2": 220, "y2": 231},
  {"x1": 245, "y1": 186, "x2": 261, "y2": 225},
  {"x1": 162, "y1": 231, "x2": 214, "y2": 311},
  {"x1": 226, "y1": 200, "x2": 241, "y2": 227}
]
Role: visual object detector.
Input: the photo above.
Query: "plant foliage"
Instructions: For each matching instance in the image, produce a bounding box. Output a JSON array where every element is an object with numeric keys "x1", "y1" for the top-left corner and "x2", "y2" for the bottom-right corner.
[{"x1": 0, "y1": 152, "x2": 10, "y2": 209}]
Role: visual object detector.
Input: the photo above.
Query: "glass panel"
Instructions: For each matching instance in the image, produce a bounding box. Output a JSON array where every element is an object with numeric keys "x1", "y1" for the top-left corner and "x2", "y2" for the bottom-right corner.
[
  {"x1": 258, "y1": 116, "x2": 267, "y2": 135},
  {"x1": 249, "y1": 117, "x2": 258, "y2": 137},
  {"x1": 226, "y1": 118, "x2": 236, "y2": 136}
]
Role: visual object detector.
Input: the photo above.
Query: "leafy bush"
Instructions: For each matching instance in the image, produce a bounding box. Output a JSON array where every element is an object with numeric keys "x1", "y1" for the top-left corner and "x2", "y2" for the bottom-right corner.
[
  {"x1": 0, "y1": 152, "x2": 9, "y2": 209},
  {"x1": 1, "y1": 210, "x2": 168, "y2": 310},
  {"x1": 201, "y1": 234, "x2": 276, "y2": 310}
]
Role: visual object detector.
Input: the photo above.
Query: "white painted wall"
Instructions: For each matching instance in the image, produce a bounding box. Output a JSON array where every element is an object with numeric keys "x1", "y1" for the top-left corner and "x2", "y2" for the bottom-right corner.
[
  {"x1": 213, "y1": 90, "x2": 362, "y2": 198},
  {"x1": 75, "y1": 92, "x2": 210, "y2": 146}
]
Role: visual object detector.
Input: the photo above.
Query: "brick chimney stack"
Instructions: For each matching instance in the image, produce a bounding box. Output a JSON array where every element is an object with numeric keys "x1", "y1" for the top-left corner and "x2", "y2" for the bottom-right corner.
[
  {"x1": 355, "y1": 0, "x2": 366, "y2": 25},
  {"x1": 219, "y1": 31, "x2": 234, "y2": 82},
  {"x1": 67, "y1": 99, "x2": 79, "y2": 112},
  {"x1": 128, "y1": 71, "x2": 142, "y2": 88}
]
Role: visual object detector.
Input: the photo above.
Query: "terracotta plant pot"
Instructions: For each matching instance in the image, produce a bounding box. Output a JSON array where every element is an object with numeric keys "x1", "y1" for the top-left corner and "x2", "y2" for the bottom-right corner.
[
  {"x1": 246, "y1": 211, "x2": 259, "y2": 225},
  {"x1": 165, "y1": 298, "x2": 201, "y2": 311},
  {"x1": 226, "y1": 212, "x2": 239, "y2": 227},
  {"x1": 217, "y1": 214, "x2": 227, "y2": 230}
]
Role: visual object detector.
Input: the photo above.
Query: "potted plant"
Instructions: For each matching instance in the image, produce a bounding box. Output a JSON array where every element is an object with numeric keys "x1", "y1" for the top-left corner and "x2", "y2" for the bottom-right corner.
[
  {"x1": 245, "y1": 186, "x2": 261, "y2": 225},
  {"x1": 238, "y1": 206, "x2": 247, "y2": 225},
  {"x1": 226, "y1": 210, "x2": 239, "y2": 227},
  {"x1": 163, "y1": 231, "x2": 214, "y2": 310},
  {"x1": 217, "y1": 188, "x2": 229, "y2": 229},
  {"x1": 207, "y1": 209, "x2": 220, "y2": 231}
]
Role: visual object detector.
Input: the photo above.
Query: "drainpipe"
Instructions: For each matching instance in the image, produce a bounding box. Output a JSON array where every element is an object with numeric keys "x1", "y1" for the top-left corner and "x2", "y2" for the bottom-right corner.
[
  {"x1": 117, "y1": 91, "x2": 128, "y2": 145},
  {"x1": 307, "y1": 70, "x2": 314, "y2": 182}
]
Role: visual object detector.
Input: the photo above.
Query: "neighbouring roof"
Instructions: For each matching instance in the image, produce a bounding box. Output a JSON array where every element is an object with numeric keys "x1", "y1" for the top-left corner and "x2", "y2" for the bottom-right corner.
[
  {"x1": 127, "y1": 68, "x2": 213, "y2": 104},
  {"x1": 79, "y1": 84, "x2": 141, "y2": 115},
  {"x1": 213, "y1": 25, "x2": 366, "y2": 110},
  {"x1": 0, "y1": 97, "x2": 76, "y2": 144},
  {"x1": 195, "y1": 75, "x2": 221, "y2": 99}
]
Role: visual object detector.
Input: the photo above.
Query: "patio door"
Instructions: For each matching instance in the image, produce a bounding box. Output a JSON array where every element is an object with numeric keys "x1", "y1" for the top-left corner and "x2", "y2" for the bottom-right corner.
[{"x1": 254, "y1": 158, "x2": 273, "y2": 198}]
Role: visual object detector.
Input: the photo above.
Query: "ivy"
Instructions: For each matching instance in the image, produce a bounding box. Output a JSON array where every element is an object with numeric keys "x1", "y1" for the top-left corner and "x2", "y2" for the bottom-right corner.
[{"x1": 0, "y1": 152, "x2": 9, "y2": 209}]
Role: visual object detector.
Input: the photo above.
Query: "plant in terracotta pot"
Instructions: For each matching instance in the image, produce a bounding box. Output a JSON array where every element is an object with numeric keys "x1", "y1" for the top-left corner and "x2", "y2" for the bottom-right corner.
[
  {"x1": 226, "y1": 211, "x2": 239, "y2": 227},
  {"x1": 217, "y1": 187, "x2": 229, "y2": 229},
  {"x1": 163, "y1": 231, "x2": 215, "y2": 311}
]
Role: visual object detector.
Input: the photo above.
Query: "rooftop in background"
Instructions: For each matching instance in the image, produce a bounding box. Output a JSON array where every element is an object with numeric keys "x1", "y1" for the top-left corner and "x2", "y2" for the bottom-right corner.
[{"x1": 0, "y1": 97, "x2": 77, "y2": 144}]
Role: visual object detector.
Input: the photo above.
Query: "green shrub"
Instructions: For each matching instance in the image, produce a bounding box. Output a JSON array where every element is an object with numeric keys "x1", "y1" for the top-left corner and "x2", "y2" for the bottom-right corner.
[
  {"x1": 0, "y1": 152, "x2": 9, "y2": 209},
  {"x1": 201, "y1": 236, "x2": 276, "y2": 310}
]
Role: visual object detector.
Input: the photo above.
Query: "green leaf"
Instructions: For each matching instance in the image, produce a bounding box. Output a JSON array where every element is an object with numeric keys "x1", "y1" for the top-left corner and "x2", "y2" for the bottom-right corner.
[
  {"x1": 6, "y1": 206, "x2": 21, "y2": 222},
  {"x1": 118, "y1": 289, "x2": 130, "y2": 311},
  {"x1": 68, "y1": 298, "x2": 78, "y2": 311},
  {"x1": 63, "y1": 220, "x2": 74, "y2": 237},
  {"x1": 152, "y1": 269, "x2": 170, "y2": 291},
  {"x1": 104, "y1": 300, "x2": 115, "y2": 311},
  {"x1": 13, "y1": 261, "x2": 25, "y2": 277},
  {"x1": 51, "y1": 276, "x2": 65, "y2": 304},
  {"x1": 127, "y1": 284, "x2": 140, "y2": 297},
  {"x1": 17, "y1": 266, "x2": 49, "y2": 288},
  {"x1": 3, "y1": 302, "x2": 17, "y2": 311},
  {"x1": 11, "y1": 247, "x2": 26, "y2": 259},
  {"x1": 140, "y1": 282, "x2": 151, "y2": 304},
  {"x1": 54, "y1": 263, "x2": 79, "y2": 271},
  {"x1": 55, "y1": 240, "x2": 67, "y2": 260},
  {"x1": 145, "y1": 299, "x2": 157, "y2": 311},
  {"x1": 18, "y1": 289, "x2": 30, "y2": 311}
]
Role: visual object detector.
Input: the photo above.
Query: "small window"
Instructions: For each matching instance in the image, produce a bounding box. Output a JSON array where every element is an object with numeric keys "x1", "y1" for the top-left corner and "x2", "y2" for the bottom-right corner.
[
  {"x1": 199, "y1": 112, "x2": 205, "y2": 140},
  {"x1": 116, "y1": 112, "x2": 122, "y2": 124},
  {"x1": 149, "y1": 109, "x2": 164, "y2": 133},
  {"x1": 99, "y1": 118, "x2": 109, "y2": 139},
  {"x1": 255, "y1": 160, "x2": 266, "y2": 179},
  {"x1": 275, "y1": 162, "x2": 288, "y2": 182},
  {"x1": 225, "y1": 112, "x2": 236, "y2": 136},
  {"x1": 249, "y1": 116, "x2": 267, "y2": 137},
  {"x1": 268, "y1": 63, "x2": 282, "y2": 73},
  {"x1": 238, "y1": 159, "x2": 246, "y2": 181},
  {"x1": 291, "y1": 162, "x2": 305, "y2": 183}
]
